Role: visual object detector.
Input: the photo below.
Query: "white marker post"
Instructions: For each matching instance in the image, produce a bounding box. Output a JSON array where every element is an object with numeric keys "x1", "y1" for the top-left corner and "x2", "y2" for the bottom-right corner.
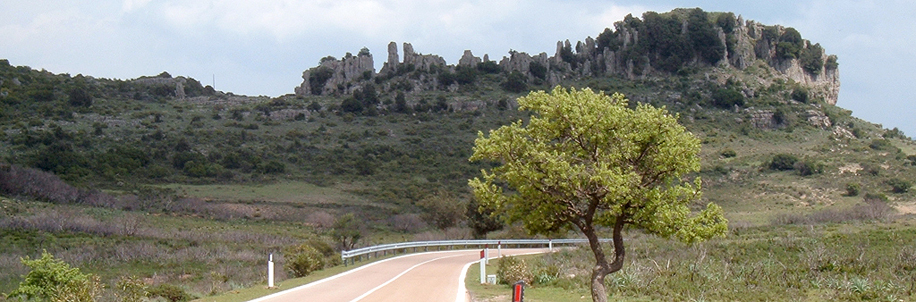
[
  {"x1": 479, "y1": 249, "x2": 486, "y2": 284},
  {"x1": 485, "y1": 244, "x2": 489, "y2": 265},
  {"x1": 268, "y1": 253, "x2": 275, "y2": 288},
  {"x1": 498, "y1": 241, "x2": 502, "y2": 259}
]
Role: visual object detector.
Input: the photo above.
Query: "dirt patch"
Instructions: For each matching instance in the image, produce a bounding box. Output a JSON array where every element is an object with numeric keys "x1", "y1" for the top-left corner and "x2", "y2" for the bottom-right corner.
[
  {"x1": 838, "y1": 163, "x2": 862, "y2": 175},
  {"x1": 894, "y1": 202, "x2": 916, "y2": 215}
]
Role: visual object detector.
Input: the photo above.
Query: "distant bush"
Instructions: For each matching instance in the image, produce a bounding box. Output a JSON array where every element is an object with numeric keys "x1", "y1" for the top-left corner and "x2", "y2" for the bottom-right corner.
[
  {"x1": 868, "y1": 139, "x2": 896, "y2": 151},
  {"x1": 497, "y1": 256, "x2": 532, "y2": 285},
  {"x1": 712, "y1": 88, "x2": 745, "y2": 108},
  {"x1": 455, "y1": 66, "x2": 478, "y2": 85},
  {"x1": 308, "y1": 66, "x2": 334, "y2": 95},
  {"x1": 503, "y1": 72, "x2": 528, "y2": 93},
  {"x1": 887, "y1": 178, "x2": 912, "y2": 193},
  {"x1": 864, "y1": 192, "x2": 888, "y2": 203},
  {"x1": 528, "y1": 61, "x2": 547, "y2": 80},
  {"x1": 791, "y1": 86, "x2": 809, "y2": 103},
  {"x1": 845, "y1": 183, "x2": 861, "y2": 196},
  {"x1": 794, "y1": 160, "x2": 825, "y2": 176},
  {"x1": 477, "y1": 61, "x2": 500, "y2": 74},
  {"x1": 769, "y1": 154, "x2": 799, "y2": 171},
  {"x1": 800, "y1": 43, "x2": 824, "y2": 75},
  {"x1": 776, "y1": 28, "x2": 804, "y2": 60},
  {"x1": 720, "y1": 149, "x2": 737, "y2": 158},
  {"x1": 825, "y1": 55, "x2": 839, "y2": 70}
]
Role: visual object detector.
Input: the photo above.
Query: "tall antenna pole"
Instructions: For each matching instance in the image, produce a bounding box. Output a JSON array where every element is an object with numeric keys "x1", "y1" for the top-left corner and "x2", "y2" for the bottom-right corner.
[{"x1": 212, "y1": 74, "x2": 215, "y2": 90}]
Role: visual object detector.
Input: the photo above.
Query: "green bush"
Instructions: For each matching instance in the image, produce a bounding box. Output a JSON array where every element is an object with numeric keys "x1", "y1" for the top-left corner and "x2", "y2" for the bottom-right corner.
[
  {"x1": 791, "y1": 87, "x2": 809, "y2": 103},
  {"x1": 845, "y1": 183, "x2": 861, "y2": 196},
  {"x1": 497, "y1": 256, "x2": 532, "y2": 285},
  {"x1": 887, "y1": 178, "x2": 912, "y2": 193},
  {"x1": 720, "y1": 149, "x2": 737, "y2": 158},
  {"x1": 864, "y1": 192, "x2": 888, "y2": 203},
  {"x1": 115, "y1": 275, "x2": 148, "y2": 302},
  {"x1": 284, "y1": 240, "x2": 341, "y2": 278},
  {"x1": 147, "y1": 283, "x2": 195, "y2": 302},
  {"x1": 769, "y1": 154, "x2": 799, "y2": 171},
  {"x1": 712, "y1": 88, "x2": 745, "y2": 108},
  {"x1": 868, "y1": 139, "x2": 896, "y2": 151},
  {"x1": 800, "y1": 43, "x2": 824, "y2": 75},
  {"x1": 794, "y1": 160, "x2": 824, "y2": 176},
  {"x1": 503, "y1": 72, "x2": 528, "y2": 93},
  {"x1": 7, "y1": 251, "x2": 101, "y2": 302},
  {"x1": 284, "y1": 244, "x2": 324, "y2": 277}
]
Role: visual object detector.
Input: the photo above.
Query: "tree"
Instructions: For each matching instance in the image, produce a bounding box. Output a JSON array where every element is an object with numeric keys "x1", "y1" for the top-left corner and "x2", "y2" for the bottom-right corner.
[
  {"x1": 331, "y1": 213, "x2": 363, "y2": 250},
  {"x1": 417, "y1": 190, "x2": 466, "y2": 230},
  {"x1": 466, "y1": 197, "x2": 504, "y2": 239},
  {"x1": 8, "y1": 251, "x2": 102, "y2": 302},
  {"x1": 469, "y1": 87, "x2": 726, "y2": 302}
]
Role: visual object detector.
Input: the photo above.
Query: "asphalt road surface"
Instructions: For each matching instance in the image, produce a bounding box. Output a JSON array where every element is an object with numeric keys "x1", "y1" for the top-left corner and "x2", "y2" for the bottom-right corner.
[{"x1": 249, "y1": 248, "x2": 549, "y2": 302}]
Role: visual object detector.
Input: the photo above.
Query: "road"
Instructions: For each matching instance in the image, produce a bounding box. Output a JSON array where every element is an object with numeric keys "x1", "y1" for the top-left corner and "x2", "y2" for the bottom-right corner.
[{"x1": 249, "y1": 248, "x2": 549, "y2": 302}]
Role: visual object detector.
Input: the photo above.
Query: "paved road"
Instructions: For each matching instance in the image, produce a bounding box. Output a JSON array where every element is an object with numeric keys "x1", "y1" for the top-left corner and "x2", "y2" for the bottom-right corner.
[{"x1": 249, "y1": 248, "x2": 549, "y2": 302}]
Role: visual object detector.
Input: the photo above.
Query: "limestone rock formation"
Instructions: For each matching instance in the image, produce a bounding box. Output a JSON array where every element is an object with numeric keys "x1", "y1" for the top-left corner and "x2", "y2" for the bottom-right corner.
[
  {"x1": 458, "y1": 50, "x2": 481, "y2": 68},
  {"x1": 295, "y1": 51, "x2": 374, "y2": 96},
  {"x1": 293, "y1": 8, "x2": 840, "y2": 106}
]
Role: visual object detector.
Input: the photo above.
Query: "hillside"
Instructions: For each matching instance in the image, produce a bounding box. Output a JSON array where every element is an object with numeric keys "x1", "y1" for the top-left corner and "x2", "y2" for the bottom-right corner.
[{"x1": 1, "y1": 7, "x2": 915, "y2": 301}]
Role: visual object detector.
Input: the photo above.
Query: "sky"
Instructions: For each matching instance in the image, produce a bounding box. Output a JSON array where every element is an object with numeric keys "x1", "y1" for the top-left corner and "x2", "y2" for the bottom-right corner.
[{"x1": 1, "y1": 0, "x2": 914, "y2": 136}]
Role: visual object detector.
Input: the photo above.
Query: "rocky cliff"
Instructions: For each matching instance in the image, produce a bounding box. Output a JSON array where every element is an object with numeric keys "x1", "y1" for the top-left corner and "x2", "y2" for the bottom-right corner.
[{"x1": 294, "y1": 8, "x2": 839, "y2": 105}]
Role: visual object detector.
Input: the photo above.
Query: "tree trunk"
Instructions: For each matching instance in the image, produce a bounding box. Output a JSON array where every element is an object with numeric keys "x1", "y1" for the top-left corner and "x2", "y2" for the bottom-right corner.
[{"x1": 584, "y1": 218, "x2": 626, "y2": 302}]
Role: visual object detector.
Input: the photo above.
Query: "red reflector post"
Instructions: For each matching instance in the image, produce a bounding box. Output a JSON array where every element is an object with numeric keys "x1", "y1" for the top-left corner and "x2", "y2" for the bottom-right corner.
[{"x1": 512, "y1": 281, "x2": 525, "y2": 302}]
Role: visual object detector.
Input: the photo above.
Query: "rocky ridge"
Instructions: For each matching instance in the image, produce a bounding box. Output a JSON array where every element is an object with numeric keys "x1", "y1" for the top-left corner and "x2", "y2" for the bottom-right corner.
[{"x1": 294, "y1": 9, "x2": 840, "y2": 106}]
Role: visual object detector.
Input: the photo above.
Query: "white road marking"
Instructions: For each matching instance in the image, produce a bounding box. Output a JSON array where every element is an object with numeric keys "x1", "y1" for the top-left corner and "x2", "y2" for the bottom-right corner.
[{"x1": 348, "y1": 253, "x2": 468, "y2": 302}]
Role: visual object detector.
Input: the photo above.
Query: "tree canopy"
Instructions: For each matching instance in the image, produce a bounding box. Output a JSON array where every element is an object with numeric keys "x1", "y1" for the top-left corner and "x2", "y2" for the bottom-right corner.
[{"x1": 469, "y1": 87, "x2": 727, "y2": 302}]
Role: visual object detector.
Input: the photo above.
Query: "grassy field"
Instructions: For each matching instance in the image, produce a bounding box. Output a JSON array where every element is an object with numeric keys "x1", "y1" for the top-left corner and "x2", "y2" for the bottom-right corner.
[{"x1": 468, "y1": 219, "x2": 916, "y2": 302}]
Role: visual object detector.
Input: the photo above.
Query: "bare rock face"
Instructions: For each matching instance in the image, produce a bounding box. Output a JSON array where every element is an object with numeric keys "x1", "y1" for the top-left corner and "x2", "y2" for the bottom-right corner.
[
  {"x1": 402, "y1": 43, "x2": 447, "y2": 71},
  {"x1": 379, "y1": 42, "x2": 399, "y2": 75},
  {"x1": 295, "y1": 51, "x2": 374, "y2": 96},
  {"x1": 458, "y1": 50, "x2": 481, "y2": 68}
]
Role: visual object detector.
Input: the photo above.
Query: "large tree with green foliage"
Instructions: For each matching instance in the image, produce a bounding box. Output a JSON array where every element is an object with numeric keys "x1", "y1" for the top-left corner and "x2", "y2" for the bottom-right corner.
[{"x1": 469, "y1": 87, "x2": 727, "y2": 302}]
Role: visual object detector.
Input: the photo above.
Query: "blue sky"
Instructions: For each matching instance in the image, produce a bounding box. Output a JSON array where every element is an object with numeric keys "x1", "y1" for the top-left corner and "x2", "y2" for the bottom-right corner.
[{"x1": 2, "y1": 0, "x2": 914, "y2": 136}]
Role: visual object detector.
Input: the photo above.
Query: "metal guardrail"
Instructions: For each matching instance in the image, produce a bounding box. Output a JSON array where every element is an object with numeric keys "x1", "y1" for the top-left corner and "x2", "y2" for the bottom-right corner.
[{"x1": 341, "y1": 238, "x2": 607, "y2": 265}]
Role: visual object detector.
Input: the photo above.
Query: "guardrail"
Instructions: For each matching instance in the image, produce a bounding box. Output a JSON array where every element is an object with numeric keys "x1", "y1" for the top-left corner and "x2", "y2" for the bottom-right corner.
[{"x1": 341, "y1": 238, "x2": 607, "y2": 266}]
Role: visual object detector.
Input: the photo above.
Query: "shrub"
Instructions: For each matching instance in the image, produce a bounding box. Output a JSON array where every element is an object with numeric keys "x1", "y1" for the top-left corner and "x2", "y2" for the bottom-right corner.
[
  {"x1": 845, "y1": 183, "x2": 861, "y2": 196},
  {"x1": 115, "y1": 275, "x2": 148, "y2": 302},
  {"x1": 887, "y1": 178, "x2": 912, "y2": 193},
  {"x1": 497, "y1": 256, "x2": 532, "y2": 285},
  {"x1": 477, "y1": 61, "x2": 500, "y2": 74},
  {"x1": 800, "y1": 43, "x2": 824, "y2": 75},
  {"x1": 284, "y1": 244, "x2": 325, "y2": 278},
  {"x1": 769, "y1": 154, "x2": 799, "y2": 171},
  {"x1": 791, "y1": 87, "x2": 809, "y2": 103},
  {"x1": 720, "y1": 149, "x2": 737, "y2": 158},
  {"x1": 503, "y1": 71, "x2": 528, "y2": 93},
  {"x1": 147, "y1": 283, "x2": 195, "y2": 302},
  {"x1": 869, "y1": 139, "x2": 896, "y2": 151},
  {"x1": 529, "y1": 61, "x2": 547, "y2": 80},
  {"x1": 864, "y1": 192, "x2": 888, "y2": 203},
  {"x1": 8, "y1": 251, "x2": 102, "y2": 302},
  {"x1": 794, "y1": 160, "x2": 824, "y2": 176},
  {"x1": 712, "y1": 88, "x2": 745, "y2": 108}
]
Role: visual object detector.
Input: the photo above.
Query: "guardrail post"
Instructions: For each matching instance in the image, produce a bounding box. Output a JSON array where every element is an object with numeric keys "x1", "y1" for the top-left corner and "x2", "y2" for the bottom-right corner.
[{"x1": 549, "y1": 239, "x2": 553, "y2": 252}]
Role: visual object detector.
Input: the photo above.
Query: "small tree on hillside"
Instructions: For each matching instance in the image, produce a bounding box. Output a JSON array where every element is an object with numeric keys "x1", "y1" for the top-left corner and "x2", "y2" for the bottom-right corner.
[{"x1": 470, "y1": 87, "x2": 727, "y2": 302}]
